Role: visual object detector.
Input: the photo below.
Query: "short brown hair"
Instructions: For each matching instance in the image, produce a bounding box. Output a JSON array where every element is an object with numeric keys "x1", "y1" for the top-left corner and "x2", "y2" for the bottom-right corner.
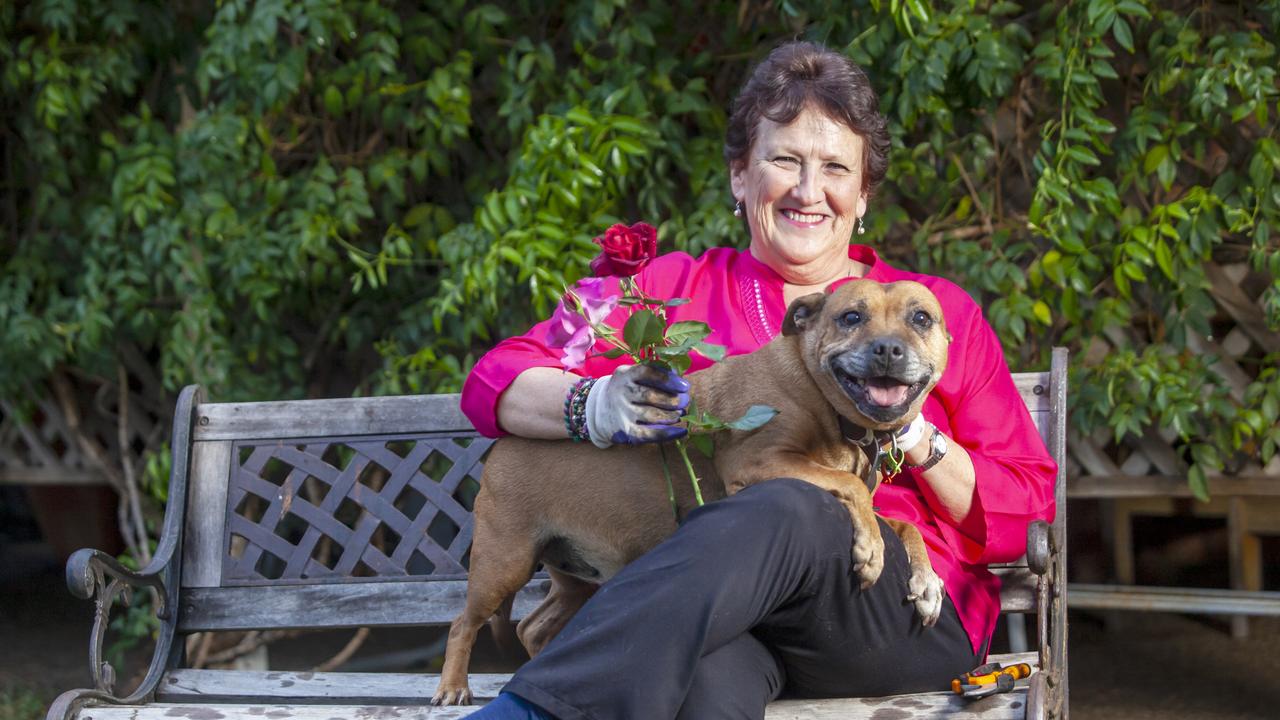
[{"x1": 724, "y1": 41, "x2": 890, "y2": 196}]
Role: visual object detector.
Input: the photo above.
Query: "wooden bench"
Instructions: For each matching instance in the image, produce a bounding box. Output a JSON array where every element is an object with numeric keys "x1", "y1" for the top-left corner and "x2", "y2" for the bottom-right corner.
[{"x1": 46, "y1": 348, "x2": 1068, "y2": 720}]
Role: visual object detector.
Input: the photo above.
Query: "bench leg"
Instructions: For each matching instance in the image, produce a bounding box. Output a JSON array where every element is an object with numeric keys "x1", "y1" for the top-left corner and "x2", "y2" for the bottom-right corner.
[
  {"x1": 1026, "y1": 671, "x2": 1047, "y2": 720},
  {"x1": 1229, "y1": 497, "x2": 1262, "y2": 639},
  {"x1": 1102, "y1": 499, "x2": 1132, "y2": 633},
  {"x1": 1007, "y1": 613, "x2": 1028, "y2": 654}
]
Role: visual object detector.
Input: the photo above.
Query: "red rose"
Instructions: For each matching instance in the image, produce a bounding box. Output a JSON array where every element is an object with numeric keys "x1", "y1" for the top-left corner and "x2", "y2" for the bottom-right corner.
[{"x1": 589, "y1": 222, "x2": 658, "y2": 277}]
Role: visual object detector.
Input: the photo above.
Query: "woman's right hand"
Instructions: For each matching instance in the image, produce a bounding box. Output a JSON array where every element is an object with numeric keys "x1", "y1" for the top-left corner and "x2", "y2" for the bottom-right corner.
[{"x1": 585, "y1": 364, "x2": 690, "y2": 448}]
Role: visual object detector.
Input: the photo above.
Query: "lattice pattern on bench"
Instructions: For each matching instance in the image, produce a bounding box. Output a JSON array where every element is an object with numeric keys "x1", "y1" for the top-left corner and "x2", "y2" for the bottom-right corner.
[{"x1": 223, "y1": 434, "x2": 493, "y2": 585}]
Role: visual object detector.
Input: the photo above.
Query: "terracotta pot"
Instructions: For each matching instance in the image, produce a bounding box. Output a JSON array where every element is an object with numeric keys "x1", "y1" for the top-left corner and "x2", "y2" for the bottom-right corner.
[{"x1": 24, "y1": 484, "x2": 125, "y2": 562}]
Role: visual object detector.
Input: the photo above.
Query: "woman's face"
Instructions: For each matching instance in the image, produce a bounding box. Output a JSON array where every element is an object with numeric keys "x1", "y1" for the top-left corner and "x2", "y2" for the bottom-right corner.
[{"x1": 730, "y1": 106, "x2": 868, "y2": 279}]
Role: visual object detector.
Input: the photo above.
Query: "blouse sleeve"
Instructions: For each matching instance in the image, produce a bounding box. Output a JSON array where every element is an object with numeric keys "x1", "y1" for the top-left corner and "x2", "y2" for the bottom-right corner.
[
  {"x1": 916, "y1": 299, "x2": 1058, "y2": 566},
  {"x1": 460, "y1": 253, "x2": 707, "y2": 438},
  {"x1": 460, "y1": 275, "x2": 629, "y2": 438}
]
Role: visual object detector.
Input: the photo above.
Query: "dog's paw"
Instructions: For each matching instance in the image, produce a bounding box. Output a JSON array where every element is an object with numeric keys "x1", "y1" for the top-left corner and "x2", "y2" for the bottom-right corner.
[
  {"x1": 906, "y1": 565, "x2": 945, "y2": 627},
  {"x1": 850, "y1": 527, "x2": 885, "y2": 590},
  {"x1": 430, "y1": 686, "x2": 473, "y2": 706}
]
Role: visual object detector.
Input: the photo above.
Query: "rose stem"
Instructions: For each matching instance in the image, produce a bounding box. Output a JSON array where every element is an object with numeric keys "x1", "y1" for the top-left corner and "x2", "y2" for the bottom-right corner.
[
  {"x1": 658, "y1": 443, "x2": 679, "y2": 521},
  {"x1": 676, "y1": 439, "x2": 704, "y2": 506}
]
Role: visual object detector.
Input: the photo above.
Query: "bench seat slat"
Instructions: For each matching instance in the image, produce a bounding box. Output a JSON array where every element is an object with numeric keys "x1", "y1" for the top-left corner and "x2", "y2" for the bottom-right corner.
[
  {"x1": 1069, "y1": 583, "x2": 1280, "y2": 615},
  {"x1": 84, "y1": 696, "x2": 1031, "y2": 720},
  {"x1": 181, "y1": 569, "x2": 1041, "y2": 631},
  {"x1": 179, "y1": 580, "x2": 549, "y2": 632},
  {"x1": 157, "y1": 671, "x2": 514, "y2": 704},
  {"x1": 992, "y1": 567, "x2": 1037, "y2": 613},
  {"x1": 150, "y1": 652, "x2": 1036, "y2": 717}
]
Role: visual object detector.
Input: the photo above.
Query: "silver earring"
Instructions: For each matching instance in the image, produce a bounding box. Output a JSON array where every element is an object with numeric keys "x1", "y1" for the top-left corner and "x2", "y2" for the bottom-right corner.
[
  {"x1": 857, "y1": 217, "x2": 865, "y2": 235},
  {"x1": 734, "y1": 201, "x2": 743, "y2": 217}
]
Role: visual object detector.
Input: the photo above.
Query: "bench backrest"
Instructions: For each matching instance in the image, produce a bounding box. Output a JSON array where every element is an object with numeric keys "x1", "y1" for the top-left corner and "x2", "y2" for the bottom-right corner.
[{"x1": 174, "y1": 350, "x2": 1067, "y2": 633}]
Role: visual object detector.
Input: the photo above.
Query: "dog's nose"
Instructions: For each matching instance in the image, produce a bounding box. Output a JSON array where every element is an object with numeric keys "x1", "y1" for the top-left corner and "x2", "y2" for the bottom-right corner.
[{"x1": 872, "y1": 339, "x2": 906, "y2": 360}]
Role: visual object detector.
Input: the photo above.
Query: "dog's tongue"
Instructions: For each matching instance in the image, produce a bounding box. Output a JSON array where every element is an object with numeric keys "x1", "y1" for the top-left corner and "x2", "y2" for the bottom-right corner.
[{"x1": 867, "y1": 380, "x2": 909, "y2": 407}]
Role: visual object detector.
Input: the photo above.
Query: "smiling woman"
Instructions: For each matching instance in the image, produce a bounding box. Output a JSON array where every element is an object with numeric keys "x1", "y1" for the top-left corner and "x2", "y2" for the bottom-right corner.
[
  {"x1": 458, "y1": 40, "x2": 1056, "y2": 720},
  {"x1": 724, "y1": 42, "x2": 888, "y2": 301},
  {"x1": 731, "y1": 110, "x2": 869, "y2": 296}
]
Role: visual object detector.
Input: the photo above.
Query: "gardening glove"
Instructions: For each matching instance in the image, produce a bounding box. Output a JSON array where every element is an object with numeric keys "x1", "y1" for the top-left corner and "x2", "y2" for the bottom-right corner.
[{"x1": 585, "y1": 364, "x2": 690, "y2": 448}]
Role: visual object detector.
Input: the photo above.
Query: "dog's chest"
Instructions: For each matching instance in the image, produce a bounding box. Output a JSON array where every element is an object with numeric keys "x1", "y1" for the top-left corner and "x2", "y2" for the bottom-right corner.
[{"x1": 824, "y1": 441, "x2": 867, "y2": 477}]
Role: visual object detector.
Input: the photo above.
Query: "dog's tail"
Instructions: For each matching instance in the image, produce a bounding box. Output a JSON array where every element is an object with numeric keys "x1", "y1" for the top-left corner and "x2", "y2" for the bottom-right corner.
[{"x1": 488, "y1": 594, "x2": 520, "y2": 658}]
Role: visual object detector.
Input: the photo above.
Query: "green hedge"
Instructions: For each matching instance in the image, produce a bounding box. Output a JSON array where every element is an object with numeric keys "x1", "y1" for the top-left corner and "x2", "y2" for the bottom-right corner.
[{"x1": 3, "y1": 0, "x2": 1278, "y2": 497}]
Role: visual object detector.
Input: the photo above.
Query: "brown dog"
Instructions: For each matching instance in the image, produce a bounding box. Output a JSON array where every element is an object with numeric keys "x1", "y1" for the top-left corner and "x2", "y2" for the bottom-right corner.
[{"x1": 431, "y1": 280, "x2": 952, "y2": 706}]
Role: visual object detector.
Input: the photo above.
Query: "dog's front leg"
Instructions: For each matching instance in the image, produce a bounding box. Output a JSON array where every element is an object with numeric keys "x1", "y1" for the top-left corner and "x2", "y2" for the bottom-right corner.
[
  {"x1": 729, "y1": 460, "x2": 885, "y2": 589},
  {"x1": 883, "y1": 518, "x2": 944, "y2": 626}
]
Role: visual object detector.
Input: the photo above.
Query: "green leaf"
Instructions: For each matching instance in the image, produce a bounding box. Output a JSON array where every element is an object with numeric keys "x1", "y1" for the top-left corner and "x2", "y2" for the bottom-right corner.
[
  {"x1": 1112, "y1": 17, "x2": 1134, "y2": 52},
  {"x1": 654, "y1": 345, "x2": 691, "y2": 357},
  {"x1": 1144, "y1": 145, "x2": 1168, "y2": 175},
  {"x1": 665, "y1": 320, "x2": 711, "y2": 347},
  {"x1": 1154, "y1": 240, "x2": 1175, "y2": 279},
  {"x1": 614, "y1": 137, "x2": 647, "y2": 155},
  {"x1": 1165, "y1": 203, "x2": 1190, "y2": 221},
  {"x1": 690, "y1": 432, "x2": 715, "y2": 458},
  {"x1": 665, "y1": 353, "x2": 692, "y2": 375},
  {"x1": 1065, "y1": 146, "x2": 1100, "y2": 166},
  {"x1": 1032, "y1": 300, "x2": 1052, "y2": 326},
  {"x1": 1262, "y1": 393, "x2": 1278, "y2": 422},
  {"x1": 1116, "y1": 0, "x2": 1151, "y2": 19},
  {"x1": 602, "y1": 87, "x2": 629, "y2": 113},
  {"x1": 1187, "y1": 464, "x2": 1210, "y2": 502},
  {"x1": 725, "y1": 405, "x2": 779, "y2": 431},
  {"x1": 1091, "y1": 59, "x2": 1119, "y2": 80},
  {"x1": 623, "y1": 309, "x2": 665, "y2": 351},
  {"x1": 324, "y1": 86, "x2": 344, "y2": 115},
  {"x1": 404, "y1": 204, "x2": 432, "y2": 228},
  {"x1": 1086, "y1": 0, "x2": 1112, "y2": 26},
  {"x1": 695, "y1": 341, "x2": 727, "y2": 362},
  {"x1": 565, "y1": 107, "x2": 594, "y2": 126}
]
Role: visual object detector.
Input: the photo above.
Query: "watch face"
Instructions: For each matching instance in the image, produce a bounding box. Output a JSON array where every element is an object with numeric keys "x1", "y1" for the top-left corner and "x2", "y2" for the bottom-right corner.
[{"x1": 933, "y1": 431, "x2": 948, "y2": 456}]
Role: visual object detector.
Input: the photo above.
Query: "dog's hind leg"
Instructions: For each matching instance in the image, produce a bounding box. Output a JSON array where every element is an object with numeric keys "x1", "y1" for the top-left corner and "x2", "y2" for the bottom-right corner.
[
  {"x1": 433, "y1": 511, "x2": 539, "y2": 706},
  {"x1": 883, "y1": 518, "x2": 944, "y2": 626},
  {"x1": 517, "y1": 568, "x2": 598, "y2": 657},
  {"x1": 487, "y1": 594, "x2": 520, "y2": 658}
]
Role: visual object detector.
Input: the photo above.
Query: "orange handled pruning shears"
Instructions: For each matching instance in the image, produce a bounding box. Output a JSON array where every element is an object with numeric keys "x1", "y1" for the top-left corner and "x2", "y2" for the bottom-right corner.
[{"x1": 950, "y1": 662, "x2": 1033, "y2": 699}]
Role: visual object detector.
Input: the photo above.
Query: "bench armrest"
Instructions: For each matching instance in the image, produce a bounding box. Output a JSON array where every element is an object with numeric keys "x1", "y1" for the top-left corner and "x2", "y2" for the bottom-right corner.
[
  {"x1": 47, "y1": 545, "x2": 183, "y2": 720},
  {"x1": 65, "y1": 548, "x2": 176, "y2": 690},
  {"x1": 47, "y1": 386, "x2": 203, "y2": 720},
  {"x1": 1025, "y1": 518, "x2": 1067, "y2": 719},
  {"x1": 1027, "y1": 520, "x2": 1052, "y2": 576}
]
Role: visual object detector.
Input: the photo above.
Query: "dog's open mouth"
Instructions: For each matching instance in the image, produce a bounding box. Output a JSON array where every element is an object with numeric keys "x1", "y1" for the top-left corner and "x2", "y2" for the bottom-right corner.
[{"x1": 833, "y1": 368, "x2": 928, "y2": 423}]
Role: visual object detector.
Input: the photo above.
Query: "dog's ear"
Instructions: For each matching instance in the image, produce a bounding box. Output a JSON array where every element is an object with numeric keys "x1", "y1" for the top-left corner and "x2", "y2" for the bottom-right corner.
[{"x1": 782, "y1": 293, "x2": 827, "y2": 336}]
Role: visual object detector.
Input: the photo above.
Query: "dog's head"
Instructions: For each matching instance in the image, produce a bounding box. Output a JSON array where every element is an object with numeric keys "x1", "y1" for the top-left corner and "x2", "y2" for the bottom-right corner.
[{"x1": 782, "y1": 280, "x2": 951, "y2": 431}]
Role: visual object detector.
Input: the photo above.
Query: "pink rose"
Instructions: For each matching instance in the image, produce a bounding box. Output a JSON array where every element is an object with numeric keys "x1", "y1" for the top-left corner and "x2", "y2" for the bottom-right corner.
[
  {"x1": 558, "y1": 324, "x2": 595, "y2": 370},
  {"x1": 575, "y1": 278, "x2": 619, "y2": 325},
  {"x1": 546, "y1": 278, "x2": 619, "y2": 369},
  {"x1": 589, "y1": 222, "x2": 658, "y2": 277}
]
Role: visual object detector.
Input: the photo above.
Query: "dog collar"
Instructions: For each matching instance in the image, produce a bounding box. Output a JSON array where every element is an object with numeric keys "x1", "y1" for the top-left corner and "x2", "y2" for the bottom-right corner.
[{"x1": 837, "y1": 416, "x2": 904, "y2": 492}]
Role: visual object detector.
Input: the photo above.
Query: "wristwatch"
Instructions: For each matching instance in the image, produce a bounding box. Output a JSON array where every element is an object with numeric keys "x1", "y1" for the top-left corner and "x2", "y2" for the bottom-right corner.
[{"x1": 907, "y1": 423, "x2": 948, "y2": 472}]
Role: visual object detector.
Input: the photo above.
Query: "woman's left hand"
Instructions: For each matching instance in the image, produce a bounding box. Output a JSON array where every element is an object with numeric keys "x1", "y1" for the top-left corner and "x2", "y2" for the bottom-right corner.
[{"x1": 585, "y1": 364, "x2": 690, "y2": 448}]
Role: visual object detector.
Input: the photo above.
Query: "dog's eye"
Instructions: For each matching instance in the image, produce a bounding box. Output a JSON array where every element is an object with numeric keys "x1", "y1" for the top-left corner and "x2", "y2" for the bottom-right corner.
[
  {"x1": 837, "y1": 310, "x2": 863, "y2": 329},
  {"x1": 912, "y1": 310, "x2": 933, "y2": 328}
]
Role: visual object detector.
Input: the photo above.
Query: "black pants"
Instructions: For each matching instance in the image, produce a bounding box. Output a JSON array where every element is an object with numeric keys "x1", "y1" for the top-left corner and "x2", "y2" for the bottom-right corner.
[{"x1": 504, "y1": 478, "x2": 979, "y2": 720}]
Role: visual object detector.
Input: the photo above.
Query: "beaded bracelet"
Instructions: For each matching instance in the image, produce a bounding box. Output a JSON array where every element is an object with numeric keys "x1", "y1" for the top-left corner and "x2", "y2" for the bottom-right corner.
[{"x1": 563, "y1": 376, "x2": 596, "y2": 442}]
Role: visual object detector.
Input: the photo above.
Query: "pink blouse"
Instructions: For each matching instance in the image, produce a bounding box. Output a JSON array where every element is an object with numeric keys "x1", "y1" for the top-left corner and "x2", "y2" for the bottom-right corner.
[{"x1": 460, "y1": 245, "x2": 1057, "y2": 656}]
